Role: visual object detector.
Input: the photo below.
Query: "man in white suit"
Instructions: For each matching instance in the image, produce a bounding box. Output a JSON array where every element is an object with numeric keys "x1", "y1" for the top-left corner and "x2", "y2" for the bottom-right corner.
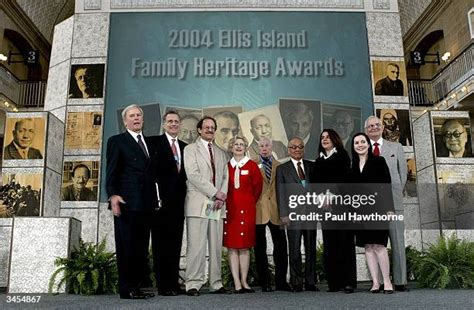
[
  {"x1": 184, "y1": 116, "x2": 229, "y2": 296},
  {"x1": 365, "y1": 115, "x2": 408, "y2": 291}
]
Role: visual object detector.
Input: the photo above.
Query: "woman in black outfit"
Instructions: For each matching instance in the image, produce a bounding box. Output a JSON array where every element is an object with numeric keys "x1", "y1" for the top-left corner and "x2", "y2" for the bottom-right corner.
[
  {"x1": 310, "y1": 129, "x2": 356, "y2": 293},
  {"x1": 350, "y1": 133, "x2": 394, "y2": 294}
]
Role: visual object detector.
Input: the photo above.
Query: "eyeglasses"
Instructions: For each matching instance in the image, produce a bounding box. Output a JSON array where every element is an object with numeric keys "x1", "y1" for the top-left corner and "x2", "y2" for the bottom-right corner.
[
  {"x1": 366, "y1": 123, "x2": 382, "y2": 129},
  {"x1": 444, "y1": 131, "x2": 464, "y2": 139},
  {"x1": 288, "y1": 145, "x2": 304, "y2": 150}
]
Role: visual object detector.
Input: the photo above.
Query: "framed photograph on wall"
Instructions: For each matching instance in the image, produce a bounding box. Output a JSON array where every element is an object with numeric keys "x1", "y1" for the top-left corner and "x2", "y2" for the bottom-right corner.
[
  {"x1": 433, "y1": 117, "x2": 473, "y2": 158},
  {"x1": 2, "y1": 116, "x2": 46, "y2": 161},
  {"x1": 1, "y1": 172, "x2": 42, "y2": 217},
  {"x1": 376, "y1": 108, "x2": 412, "y2": 146},
  {"x1": 69, "y1": 64, "x2": 105, "y2": 99},
  {"x1": 61, "y1": 161, "x2": 99, "y2": 202}
]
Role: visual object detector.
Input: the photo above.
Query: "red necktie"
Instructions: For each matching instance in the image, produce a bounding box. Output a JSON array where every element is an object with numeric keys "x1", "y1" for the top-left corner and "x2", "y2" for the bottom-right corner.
[
  {"x1": 171, "y1": 139, "x2": 180, "y2": 172},
  {"x1": 297, "y1": 161, "x2": 305, "y2": 180},
  {"x1": 373, "y1": 142, "x2": 380, "y2": 157},
  {"x1": 208, "y1": 142, "x2": 216, "y2": 185}
]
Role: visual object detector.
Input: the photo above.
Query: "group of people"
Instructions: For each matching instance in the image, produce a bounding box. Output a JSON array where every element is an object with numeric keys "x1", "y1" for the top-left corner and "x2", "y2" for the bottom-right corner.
[
  {"x1": 0, "y1": 180, "x2": 40, "y2": 217},
  {"x1": 106, "y1": 104, "x2": 408, "y2": 300}
]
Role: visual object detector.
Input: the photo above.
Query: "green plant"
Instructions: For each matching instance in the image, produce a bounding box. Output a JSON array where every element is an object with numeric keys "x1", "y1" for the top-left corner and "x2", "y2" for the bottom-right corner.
[
  {"x1": 315, "y1": 242, "x2": 326, "y2": 283},
  {"x1": 415, "y1": 234, "x2": 474, "y2": 289},
  {"x1": 49, "y1": 239, "x2": 118, "y2": 295},
  {"x1": 405, "y1": 246, "x2": 423, "y2": 281}
]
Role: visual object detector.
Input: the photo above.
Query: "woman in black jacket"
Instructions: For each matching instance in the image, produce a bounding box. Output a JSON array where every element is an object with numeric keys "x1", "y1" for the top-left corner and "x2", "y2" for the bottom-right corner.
[
  {"x1": 310, "y1": 129, "x2": 356, "y2": 293},
  {"x1": 350, "y1": 132, "x2": 394, "y2": 294}
]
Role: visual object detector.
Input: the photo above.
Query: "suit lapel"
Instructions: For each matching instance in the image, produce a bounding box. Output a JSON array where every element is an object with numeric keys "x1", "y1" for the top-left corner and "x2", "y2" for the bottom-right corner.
[{"x1": 197, "y1": 138, "x2": 212, "y2": 170}]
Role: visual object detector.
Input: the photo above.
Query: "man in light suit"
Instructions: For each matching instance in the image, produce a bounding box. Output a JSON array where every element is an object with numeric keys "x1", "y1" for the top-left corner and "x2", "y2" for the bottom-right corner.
[
  {"x1": 365, "y1": 115, "x2": 408, "y2": 291},
  {"x1": 150, "y1": 110, "x2": 187, "y2": 296},
  {"x1": 276, "y1": 137, "x2": 317, "y2": 292},
  {"x1": 183, "y1": 116, "x2": 229, "y2": 296},
  {"x1": 106, "y1": 104, "x2": 158, "y2": 299},
  {"x1": 254, "y1": 137, "x2": 291, "y2": 292}
]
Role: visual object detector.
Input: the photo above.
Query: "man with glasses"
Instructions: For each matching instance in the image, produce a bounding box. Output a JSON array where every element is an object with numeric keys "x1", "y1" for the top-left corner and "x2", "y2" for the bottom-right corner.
[
  {"x1": 276, "y1": 137, "x2": 317, "y2": 292},
  {"x1": 365, "y1": 116, "x2": 408, "y2": 292},
  {"x1": 183, "y1": 116, "x2": 229, "y2": 296},
  {"x1": 438, "y1": 119, "x2": 470, "y2": 158}
]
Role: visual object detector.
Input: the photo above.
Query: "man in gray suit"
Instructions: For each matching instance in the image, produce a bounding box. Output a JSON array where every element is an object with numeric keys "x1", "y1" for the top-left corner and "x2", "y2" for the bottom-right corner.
[
  {"x1": 183, "y1": 116, "x2": 229, "y2": 296},
  {"x1": 365, "y1": 115, "x2": 408, "y2": 291},
  {"x1": 276, "y1": 137, "x2": 317, "y2": 292}
]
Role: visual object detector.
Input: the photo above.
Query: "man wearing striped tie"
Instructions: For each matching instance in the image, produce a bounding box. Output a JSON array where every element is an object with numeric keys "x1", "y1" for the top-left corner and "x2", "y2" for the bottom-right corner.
[
  {"x1": 254, "y1": 137, "x2": 291, "y2": 292},
  {"x1": 150, "y1": 110, "x2": 188, "y2": 296}
]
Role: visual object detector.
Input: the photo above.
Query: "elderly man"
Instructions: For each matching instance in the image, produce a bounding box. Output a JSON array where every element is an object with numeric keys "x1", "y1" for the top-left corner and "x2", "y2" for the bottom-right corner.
[
  {"x1": 248, "y1": 114, "x2": 287, "y2": 161},
  {"x1": 4, "y1": 118, "x2": 43, "y2": 160},
  {"x1": 213, "y1": 111, "x2": 240, "y2": 153},
  {"x1": 365, "y1": 115, "x2": 408, "y2": 292},
  {"x1": 69, "y1": 65, "x2": 101, "y2": 98},
  {"x1": 276, "y1": 137, "x2": 317, "y2": 292},
  {"x1": 106, "y1": 104, "x2": 159, "y2": 299},
  {"x1": 375, "y1": 63, "x2": 404, "y2": 96},
  {"x1": 62, "y1": 164, "x2": 97, "y2": 201},
  {"x1": 254, "y1": 137, "x2": 291, "y2": 292},
  {"x1": 438, "y1": 119, "x2": 470, "y2": 158},
  {"x1": 184, "y1": 116, "x2": 229, "y2": 296}
]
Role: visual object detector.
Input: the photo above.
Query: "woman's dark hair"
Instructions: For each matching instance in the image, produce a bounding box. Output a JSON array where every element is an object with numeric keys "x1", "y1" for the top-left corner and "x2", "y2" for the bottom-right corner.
[
  {"x1": 318, "y1": 128, "x2": 344, "y2": 154},
  {"x1": 350, "y1": 132, "x2": 373, "y2": 172}
]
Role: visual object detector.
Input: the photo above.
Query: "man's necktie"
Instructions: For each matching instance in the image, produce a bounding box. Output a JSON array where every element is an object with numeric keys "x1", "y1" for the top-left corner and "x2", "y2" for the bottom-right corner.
[
  {"x1": 373, "y1": 142, "x2": 380, "y2": 157},
  {"x1": 171, "y1": 138, "x2": 180, "y2": 172},
  {"x1": 262, "y1": 157, "x2": 272, "y2": 181},
  {"x1": 297, "y1": 161, "x2": 305, "y2": 180},
  {"x1": 137, "y1": 134, "x2": 149, "y2": 158},
  {"x1": 208, "y1": 142, "x2": 216, "y2": 185}
]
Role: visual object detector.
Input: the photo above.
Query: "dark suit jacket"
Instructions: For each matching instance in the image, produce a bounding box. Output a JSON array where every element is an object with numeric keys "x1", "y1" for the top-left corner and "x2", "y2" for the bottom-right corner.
[
  {"x1": 276, "y1": 159, "x2": 314, "y2": 219},
  {"x1": 3, "y1": 142, "x2": 43, "y2": 159},
  {"x1": 375, "y1": 77, "x2": 403, "y2": 96},
  {"x1": 106, "y1": 131, "x2": 159, "y2": 211},
  {"x1": 151, "y1": 134, "x2": 187, "y2": 214}
]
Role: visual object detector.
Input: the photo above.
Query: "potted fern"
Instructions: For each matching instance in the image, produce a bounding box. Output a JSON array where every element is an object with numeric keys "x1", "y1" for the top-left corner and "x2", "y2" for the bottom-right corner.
[{"x1": 49, "y1": 239, "x2": 118, "y2": 295}]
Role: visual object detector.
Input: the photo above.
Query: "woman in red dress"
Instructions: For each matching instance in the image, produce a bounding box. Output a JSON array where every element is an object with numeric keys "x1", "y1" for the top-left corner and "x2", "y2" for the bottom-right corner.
[{"x1": 224, "y1": 136, "x2": 263, "y2": 293}]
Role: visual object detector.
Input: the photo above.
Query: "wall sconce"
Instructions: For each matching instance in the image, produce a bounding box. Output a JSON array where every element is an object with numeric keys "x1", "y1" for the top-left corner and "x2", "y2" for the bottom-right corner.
[
  {"x1": 441, "y1": 52, "x2": 451, "y2": 62},
  {"x1": 0, "y1": 53, "x2": 7, "y2": 61}
]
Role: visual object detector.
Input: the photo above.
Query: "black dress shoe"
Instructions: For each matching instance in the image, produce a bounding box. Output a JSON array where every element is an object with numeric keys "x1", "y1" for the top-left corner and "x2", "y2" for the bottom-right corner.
[
  {"x1": 292, "y1": 285, "x2": 303, "y2": 292},
  {"x1": 344, "y1": 286, "x2": 354, "y2": 294},
  {"x1": 369, "y1": 285, "x2": 381, "y2": 294},
  {"x1": 305, "y1": 285, "x2": 319, "y2": 292},
  {"x1": 384, "y1": 289, "x2": 394, "y2": 294},
  {"x1": 160, "y1": 290, "x2": 178, "y2": 296},
  {"x1": 394, "y1": 285, "x2": 409, "y2": 292},
  {"x1": 211, "y1": 287, "x2": 229, "y2": 294},
  {"x1": 262, "y1": 286, "x2": 274, "y2": 292},
  {"x1": 233, "y1": 288, "x2": 245, "y2": 294},
  {"x1": 120, "y1": 290, "x2": 155, "y2": 299},
  {"x1": 186, "y1": 288, "x2": 200, "y2": 296},
  {"x1": 275, "y1": 283, "x2": 293, "y2": 291},
  {"x1": 242, "y1": 287, "x2": 255, "y2": 293}
]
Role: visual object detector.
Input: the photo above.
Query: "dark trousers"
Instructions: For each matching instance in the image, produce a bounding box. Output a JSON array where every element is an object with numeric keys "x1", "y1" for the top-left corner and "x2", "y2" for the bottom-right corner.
[
  {"x1": 322, "y1": 229, "x2": 357, "y2": 290},
  {"x1": 287, "y1": 228, "x2": 316, "y2": 289},
  {"x1": 255, "y1": 222, "x2": 288, "y2": 288},
  {"x1": 151, "y1": 210, "x2": 184, "y2": 292},
  {"x1": 114, "y1": 211, "x2": 151, "y2": 294}
]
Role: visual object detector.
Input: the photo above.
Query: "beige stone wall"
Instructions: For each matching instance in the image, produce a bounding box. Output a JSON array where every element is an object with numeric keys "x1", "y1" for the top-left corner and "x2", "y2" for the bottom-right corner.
[{"x1": 398, "y1": 0, "x2": 432, "y2": 36}]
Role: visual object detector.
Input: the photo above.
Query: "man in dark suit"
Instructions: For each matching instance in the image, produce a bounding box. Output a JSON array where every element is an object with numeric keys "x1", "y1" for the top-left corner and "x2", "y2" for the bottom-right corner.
[
  {"x1": 365, "y1": 115, "x2": 408, "y2": 292},
  {"x1": 4, "y1": 118, "x2": 43, "y2": 160},
  {"x1": 276, "y1": 137, "x2": 317, "y2": 292},
  {"x1": 106, "y1": 104, "x2": 158, "y2": 299},
  {"x1": 149, "y1": 110, "x2": 187, "y2": 296}
]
